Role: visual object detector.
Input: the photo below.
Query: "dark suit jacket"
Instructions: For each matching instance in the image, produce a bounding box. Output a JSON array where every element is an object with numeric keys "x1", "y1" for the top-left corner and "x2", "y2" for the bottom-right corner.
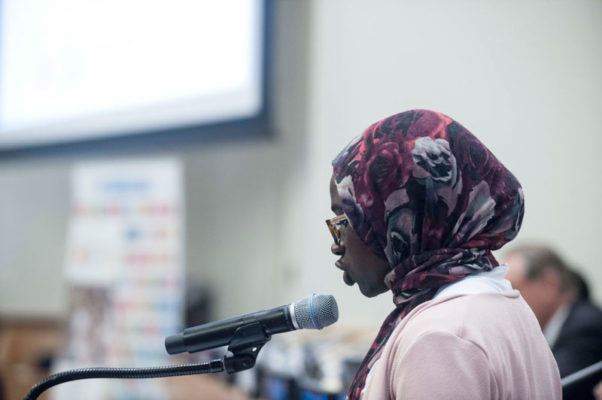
[{"x1": 554, "y1": 300, "x2": 602, "y2": 400}]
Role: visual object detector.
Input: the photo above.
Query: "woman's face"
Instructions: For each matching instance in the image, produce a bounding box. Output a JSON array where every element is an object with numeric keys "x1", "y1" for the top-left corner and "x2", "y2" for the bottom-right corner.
[{"x1": 329, "y1": 177, "x2": 390, "y2": 297}]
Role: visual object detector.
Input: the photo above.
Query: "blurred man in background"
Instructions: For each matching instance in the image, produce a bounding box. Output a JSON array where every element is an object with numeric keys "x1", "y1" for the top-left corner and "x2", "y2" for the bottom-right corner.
[{"x1": 505, "y1": 244, "x2": 602, "y2": 400}]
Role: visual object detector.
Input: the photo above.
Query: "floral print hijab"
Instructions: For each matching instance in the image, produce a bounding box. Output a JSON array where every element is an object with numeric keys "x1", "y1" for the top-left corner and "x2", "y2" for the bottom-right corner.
[{"x1": 332, "y1": 110, "x2": 524, "y2": 399}]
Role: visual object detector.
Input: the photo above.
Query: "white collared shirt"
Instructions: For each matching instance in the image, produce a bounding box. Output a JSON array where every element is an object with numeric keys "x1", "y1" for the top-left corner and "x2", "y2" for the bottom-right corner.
[{"x1": 543, "y1": 304, "x2": 571, "y2": 347}]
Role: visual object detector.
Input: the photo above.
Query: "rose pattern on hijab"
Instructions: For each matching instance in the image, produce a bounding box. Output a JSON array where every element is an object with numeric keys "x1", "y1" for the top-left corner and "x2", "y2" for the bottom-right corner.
[
  {"x1": 412, "y1": 137, "x2": 457, "y2": 183},
  {"x1": 331, "y1": 109, "x2": 524, "y2": 400}
]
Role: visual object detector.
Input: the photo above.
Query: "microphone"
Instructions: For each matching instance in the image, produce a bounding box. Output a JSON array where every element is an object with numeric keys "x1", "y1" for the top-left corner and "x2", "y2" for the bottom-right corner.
[{"x1": 165, "y1": 294, "x2": 338, "y2": 355}]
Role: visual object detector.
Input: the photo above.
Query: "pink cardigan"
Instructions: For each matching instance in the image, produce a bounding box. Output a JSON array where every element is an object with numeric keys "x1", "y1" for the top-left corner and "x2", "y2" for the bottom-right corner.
[{"x1": 362, "y1": 291, "x2": 561, "y2": 399}]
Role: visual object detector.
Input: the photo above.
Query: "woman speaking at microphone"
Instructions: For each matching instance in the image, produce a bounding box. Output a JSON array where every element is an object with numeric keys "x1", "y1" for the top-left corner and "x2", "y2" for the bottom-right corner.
[{"x1": 327, "y1": 110, "x2": 561, "y2": 399}]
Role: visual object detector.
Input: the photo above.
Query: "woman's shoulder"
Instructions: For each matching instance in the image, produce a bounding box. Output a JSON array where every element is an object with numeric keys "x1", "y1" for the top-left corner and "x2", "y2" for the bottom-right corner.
[
  {"x1": 403, "y1": 291, "x2": 524, "y2": 333},
  {"x1": 382, "y1": 292, "x2": 561, "y2": 399},
  {"x1": 391, "y1": 291, "x2": 542, "y2": 361}
]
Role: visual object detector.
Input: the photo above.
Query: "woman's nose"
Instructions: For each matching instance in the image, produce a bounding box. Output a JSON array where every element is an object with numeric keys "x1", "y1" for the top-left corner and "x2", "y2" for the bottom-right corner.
[{"x1": 331, "y1": 241, "x2": 344, "y2": 256}]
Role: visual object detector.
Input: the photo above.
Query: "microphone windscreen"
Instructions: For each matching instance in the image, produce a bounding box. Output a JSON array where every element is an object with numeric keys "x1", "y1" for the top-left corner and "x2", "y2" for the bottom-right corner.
[{"x1": 293, "y1": 294, "x2": 339, "y2": 329}]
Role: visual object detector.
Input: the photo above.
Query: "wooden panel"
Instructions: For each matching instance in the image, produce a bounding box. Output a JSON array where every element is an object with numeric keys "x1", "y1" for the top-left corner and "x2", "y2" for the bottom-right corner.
[{"x1": 0, "y1": 318, "x2": 63, "y2": 400}]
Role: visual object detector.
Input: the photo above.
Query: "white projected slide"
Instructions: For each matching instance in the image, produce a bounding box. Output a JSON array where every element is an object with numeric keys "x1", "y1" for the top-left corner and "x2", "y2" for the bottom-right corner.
[{"x1": 0, "y1": 0, "x2": 263, "y2": 149}]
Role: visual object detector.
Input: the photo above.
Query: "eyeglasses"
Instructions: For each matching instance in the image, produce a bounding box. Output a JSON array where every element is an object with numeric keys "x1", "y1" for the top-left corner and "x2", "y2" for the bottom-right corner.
[{"x1": 325, "y1": 214, "x2": 349, "y2": 246}]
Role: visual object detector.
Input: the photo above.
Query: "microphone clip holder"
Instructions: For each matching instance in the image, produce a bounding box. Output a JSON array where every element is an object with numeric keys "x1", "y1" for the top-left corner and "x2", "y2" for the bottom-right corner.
[{"x1": 223, "y1": 321, "x2": 270, "y2": 374}]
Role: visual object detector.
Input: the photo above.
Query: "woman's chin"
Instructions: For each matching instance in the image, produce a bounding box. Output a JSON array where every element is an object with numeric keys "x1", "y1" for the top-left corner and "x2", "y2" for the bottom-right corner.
[
  {"x1": 359, "y1": 284, "x2": 388, "y2": 298},
  {"x1": 343, "y1": 271, "x2": 355, "y2": 286},
  {"x1": 359, "y1": 286, "x2": 374, "y2": 297}
]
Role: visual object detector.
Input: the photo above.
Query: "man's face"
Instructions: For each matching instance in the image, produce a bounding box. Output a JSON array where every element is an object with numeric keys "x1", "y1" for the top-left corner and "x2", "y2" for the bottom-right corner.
[{"x1": 505, "y1": 252, "x2": 563, "y2": 328}]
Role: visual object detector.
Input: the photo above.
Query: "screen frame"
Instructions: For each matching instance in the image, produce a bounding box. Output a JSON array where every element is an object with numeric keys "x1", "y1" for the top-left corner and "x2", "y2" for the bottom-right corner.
[{"x1": 0, "y1": 0, "x2": 274, "y2": 159}]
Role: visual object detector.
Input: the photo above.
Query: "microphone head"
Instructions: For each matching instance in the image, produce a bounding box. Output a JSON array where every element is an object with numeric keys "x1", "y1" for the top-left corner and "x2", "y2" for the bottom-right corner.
[{"x1": 293, "y1": 294, "x2": 339, "y2": 330}]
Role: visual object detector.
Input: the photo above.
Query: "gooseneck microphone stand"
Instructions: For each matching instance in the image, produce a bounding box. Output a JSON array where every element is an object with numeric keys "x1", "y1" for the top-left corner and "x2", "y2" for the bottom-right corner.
[
  {"x1": 24, "y1": 322, "x2": 270, "y2": 400},
  {"x1": 24, "y1": 361, "x2": 225, "y2": 400}
]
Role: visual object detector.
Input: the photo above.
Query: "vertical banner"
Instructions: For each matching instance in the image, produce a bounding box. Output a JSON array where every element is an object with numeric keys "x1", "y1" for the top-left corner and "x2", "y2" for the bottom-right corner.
[{"x1": 56, "y1": 158, "x2": 184, "y2": 400}]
